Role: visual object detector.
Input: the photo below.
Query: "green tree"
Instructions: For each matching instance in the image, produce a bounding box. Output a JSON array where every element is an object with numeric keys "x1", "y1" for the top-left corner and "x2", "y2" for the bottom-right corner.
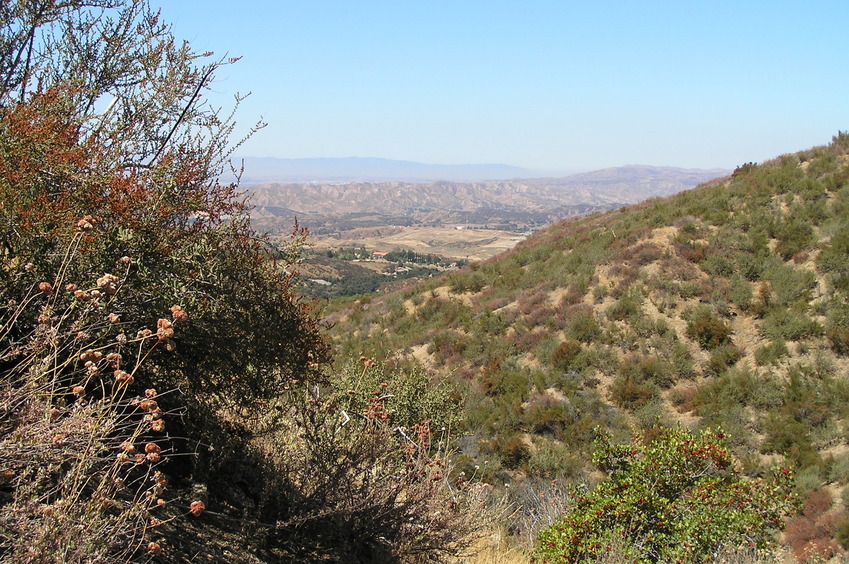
[{"x1": 535, "y1": 427, "x2": 795, "y2": 563}]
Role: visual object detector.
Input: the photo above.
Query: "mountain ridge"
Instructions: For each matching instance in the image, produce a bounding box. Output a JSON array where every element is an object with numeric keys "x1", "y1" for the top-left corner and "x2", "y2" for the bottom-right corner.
[{"x1": 247, "y1": 164, "x2": 729, "y2": 230}]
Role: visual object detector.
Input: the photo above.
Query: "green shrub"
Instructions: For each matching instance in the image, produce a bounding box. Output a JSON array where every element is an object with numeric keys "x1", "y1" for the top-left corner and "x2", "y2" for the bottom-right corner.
[
  {"x1": 567, "y1": 309, "x2": 601, "y2": 343},
  {"x1": 761, "y1": 308, "x2": 824, "y2": 341},
  {"x1": 610, "y1": 373, "x2": 657, "y2": 410},
  {"x1": 551, "y1": 339, "x2": 583, "y2": 373},
  {"x1": 605, "y1": 289, "x2": 642, "y2": 321},
  {"x1": 685, "y1": 309, "x2": 733, "y2": 350},
  {"x1": 755, "y1": 339, "x2": 790, "y2": 366},
  {"x1": 774, "y1": 218, "x2": 815, "y2": 261},
  {"x1": 535, "y1": 427, "x2": 795, "y2": 563},
  {"x1": 729, "y1": 274, "x2": 754, "y2": 310}
]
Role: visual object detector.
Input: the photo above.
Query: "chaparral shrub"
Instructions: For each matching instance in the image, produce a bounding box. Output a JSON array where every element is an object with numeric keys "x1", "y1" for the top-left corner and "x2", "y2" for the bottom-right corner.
[{"x1": 534, "y1": 426, "x2": 795, "y2": 563}]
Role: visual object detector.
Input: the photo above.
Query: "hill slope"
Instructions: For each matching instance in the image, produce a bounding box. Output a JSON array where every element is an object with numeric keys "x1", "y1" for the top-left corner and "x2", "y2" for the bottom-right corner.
[{"x1": 325, "y1": 134, "x2": 849, "y2": 553}]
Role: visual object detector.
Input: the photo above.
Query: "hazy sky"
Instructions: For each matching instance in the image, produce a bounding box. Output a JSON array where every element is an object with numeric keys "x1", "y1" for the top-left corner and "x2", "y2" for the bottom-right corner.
[{"x1": 158, "y1": 1, "x2": 849, "y2": 174}]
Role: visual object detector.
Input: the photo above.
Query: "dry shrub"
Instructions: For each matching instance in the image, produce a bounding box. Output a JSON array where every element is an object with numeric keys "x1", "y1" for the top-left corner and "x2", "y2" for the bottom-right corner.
[
  {"x1": 803, "y1": 489, "x2": 833, "y2": 519},
  {"x1": 785, "y1": 495, "x2": 846, "y2": 564},
  {"x1": 517, "y1": 289, "x2": 549, "y2": 316},
  {"x1": 261, "y1": 359, "x2": 495, "y2": 563},
  {"x1": 0, "y1": 237, "x2": 186, "y2": 562}
]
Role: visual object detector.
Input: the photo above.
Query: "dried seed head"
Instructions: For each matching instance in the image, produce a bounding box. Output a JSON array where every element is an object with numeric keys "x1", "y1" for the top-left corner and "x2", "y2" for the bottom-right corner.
[
  {"x1": 114, "y1": 370, "x2": 133, "y2": 386},
  {"x1": 72, "y1": 386, "x2": 85, "y2": 396},
  {"x1": 24, "y1": 263, "x2": 36, "y2": 273},
  {"x1": 105, "y1": 352, "x2": 122, "y2": 368},
  {"x1": 144, "y1": 388, "x2": 157, "y2": 398},
  {"x1": 170, "y1": 305, "x2": 188, "y2": 322},
  {"x1": 189, "y1": 500, "x2": 205, "y2": 516},
  {"x1": 107, "y1": 313, "x2": 120, "y2": 323},
  {"x1": 137, "y1": 328, "x2": 153, "y2": 339},
  {"x1": 146, "y1": 452, "x2": 161, "y2": 463},
  {"x1": 153, "y1": 471, "x2": 168, "y2": 487},
  {"x1": 119, "y1": 256, "x2": 132, "y2": 266},
  {"x1": 151, "y1": 419, "x2": 166, "y2": 432},
  {"x1": 139, "y1": 399, "x2": 158, "y2": 412},
  {"x1": 147, "y1": 542, "x2": 161, "y2": 554},
  {"x1": 156, "y1": 318, "x2": 174, "y2": 340},
  {"x1": 96, "y1": 273, "x2": 119, "y2": 295},
  {"x1": 38, "y1": 281, "x2": 53, "y2": 294},
  {"x1": 144, "y1": 443, "x2": 161, "y2": 455},
  {"x1": 76, "y1": 216, "x2": 95, "y2": 231},
  {"x1": 80, "y1": 349, "x2": 102, "y2": 363},
  {"x1": 48, "y1": 408, "x2": 61, "y2": 421}
]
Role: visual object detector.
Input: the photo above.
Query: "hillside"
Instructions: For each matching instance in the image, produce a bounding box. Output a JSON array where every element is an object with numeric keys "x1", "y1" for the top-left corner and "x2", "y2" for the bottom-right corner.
[{"x1": 325, "y1": 134, "x2": 849, "y2": 560}]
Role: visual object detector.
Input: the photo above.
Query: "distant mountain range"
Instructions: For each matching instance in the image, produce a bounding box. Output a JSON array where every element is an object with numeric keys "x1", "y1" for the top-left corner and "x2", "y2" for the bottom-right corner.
[
  {"x1": 246, "y1": 164, "x2": 730, "y2": 231},
  {"x1": 228, "y1": 157, "x2": 533, "y2": 184}
]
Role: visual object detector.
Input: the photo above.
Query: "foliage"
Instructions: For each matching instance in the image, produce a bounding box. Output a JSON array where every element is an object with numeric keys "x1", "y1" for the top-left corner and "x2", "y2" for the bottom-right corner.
[
  {"x1": 685, "y1": 308, "x2": 733, "y2": 350},
  {"x1": 260, "y1": 357, "x2": 489, "y2": 562},
  {"x1": 534, "y1": 427, "x2": 795, "y2": 563},
  {"x1": 0, "y1": 237, "x2": 186, "y2": 561},
  {"x1": 0, "y1": 2, "x2": 489, "y2": 562}
]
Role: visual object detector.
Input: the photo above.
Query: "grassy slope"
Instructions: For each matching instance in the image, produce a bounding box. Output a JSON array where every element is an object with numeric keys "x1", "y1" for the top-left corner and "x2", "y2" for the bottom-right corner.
[{"x1": 326, "y1": 134, "x2": 849, "y2": 507}]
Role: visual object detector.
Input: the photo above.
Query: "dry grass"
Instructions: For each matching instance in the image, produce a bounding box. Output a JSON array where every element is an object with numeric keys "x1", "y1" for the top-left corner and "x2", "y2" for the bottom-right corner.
[{"x1": 309, "y1": 226, "x2": 526, "y2": 261}]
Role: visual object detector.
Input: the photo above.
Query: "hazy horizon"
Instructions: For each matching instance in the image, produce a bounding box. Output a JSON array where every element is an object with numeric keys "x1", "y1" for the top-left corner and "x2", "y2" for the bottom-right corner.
[{"x1": 158, "y1": 1, "x2": 849, "y2": 172}]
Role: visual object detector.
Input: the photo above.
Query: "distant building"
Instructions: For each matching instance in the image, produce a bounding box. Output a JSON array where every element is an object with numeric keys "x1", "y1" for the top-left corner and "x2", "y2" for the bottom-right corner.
[{"x1": 372, "y1": 251, "x2": 389, "y2": 260}]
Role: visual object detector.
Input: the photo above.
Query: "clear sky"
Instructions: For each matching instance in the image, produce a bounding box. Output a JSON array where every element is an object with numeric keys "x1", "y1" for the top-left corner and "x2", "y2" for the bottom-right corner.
[{"x1": 157, "y1": 1, "x2": 849, "y2": 174}]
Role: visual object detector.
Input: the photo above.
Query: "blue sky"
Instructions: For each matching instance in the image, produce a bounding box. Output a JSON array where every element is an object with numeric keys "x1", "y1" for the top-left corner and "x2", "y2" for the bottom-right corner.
[{"x1": 158, "y1": 1, "x2": 849, "y2": 174}]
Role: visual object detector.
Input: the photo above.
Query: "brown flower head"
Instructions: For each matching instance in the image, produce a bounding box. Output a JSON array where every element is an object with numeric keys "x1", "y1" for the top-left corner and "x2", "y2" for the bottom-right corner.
[
  {"x1": 151, "y1": 419, "x2": 166, "y2": 432},
  {"x1": 170, "y1": 305, "x2": 188, "y2": 322},
  {"x1": 76, "y1": 215, "x2": 95, "y2": 231},
  {"x1": 139, "y1": 399, "x2": 158, "y2": 412},
  {"x1": 38, "y1": 281, "x2": 53, "y2": 295},
  {"x1": 80, "y1": 349, "x2": 102, "y2": 363},
  {"x1": 144, "y1": 388, "x2": 157, "y2": 398},
  {"x1": 156, "y1": 318, "x2": 174, "y2": 340},
  {"x1": 96, "y1": 273, "x2": 119, "y2": 295},
  {"x1": 114, "y1": 370, "x2": 134, "y2": 386},
  {"x1": 147, "y1": 542, "x2": 161, "y2": 554},
  {"x1": 189, "y1": 500, "x2": 205, "y2": 516},
  {"x1": 106, "y1": 352, "x2": 122, "y2": 368}
]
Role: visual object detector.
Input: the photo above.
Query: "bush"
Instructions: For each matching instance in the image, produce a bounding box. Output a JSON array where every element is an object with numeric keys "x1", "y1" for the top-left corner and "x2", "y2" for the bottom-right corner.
[
  {"x1": 685, "y1": 309, "x2": 733, "y2": 350},
  {"x1": 0, "y1": 249, "x2": 187, "y2": 561},
  {"x1": 264, "y1": 358, "x2": 491, "y2": 561},
  {"x1": 761, "y1": 308, "x2": 824, "y2": 341},
  {"x1": 534, "y1": 427, "x2": 795, "y2": 563},
  {"x1": 755, "y1": 339, "x2": 790, "y2": 366}
]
